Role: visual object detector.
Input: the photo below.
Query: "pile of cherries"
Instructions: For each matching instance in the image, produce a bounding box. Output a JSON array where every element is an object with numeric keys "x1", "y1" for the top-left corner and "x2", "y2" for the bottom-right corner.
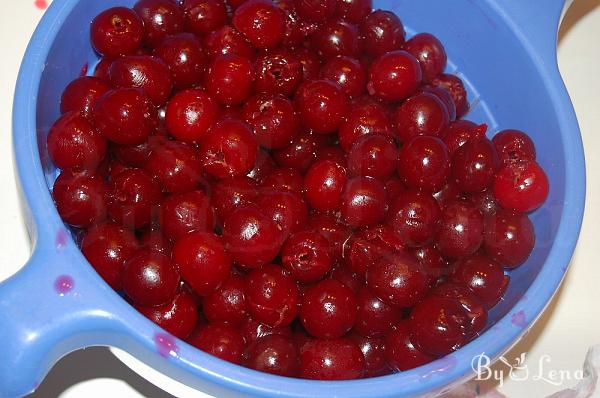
[{"x1": 48, "y1": 0, "x2": 549, "y2": 380}]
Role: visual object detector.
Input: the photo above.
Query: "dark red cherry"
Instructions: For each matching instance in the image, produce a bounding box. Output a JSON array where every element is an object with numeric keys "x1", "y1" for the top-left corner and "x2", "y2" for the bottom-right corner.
[
  {"x1": 387, "y1": 190, "x2": 442, "y2": 248},
  {"x1": 308, "y1": 214, "x2": 352, "y2": 262},
  {"x1": 109, "y1": 55, "x2": 173, "y2": 106},
  {"x1": 173, "y1": 231, "x2": 232, "y2": 296},
  {"x1": 223, "y1": 205, "x2": 284, "y2": 268},
  {"x1": 93, "y1": 88, "x2": 156, "y2": 146},
  {"x1": 107, "y1": 168, "x2": 161, "y2": 229},
  {"x1": 181, "y1": 0, "x2": 227, "y2": 36},
  {"x1": 165, "y1": 89, "x2": 219, "y2": 144},
  {"x1": 94, "y1": 57, "x2": 113, "y2": 82},
  {"x1": 244, "y1": 335, "x2": 300, "y2": 377},
  {"x1": 432, "y1": 181, "x2": 463, "y2": 209},
  {"x1": 420, "y1": 85, "x2": 457, "y2": 122},
  {"x1": 360, "y1": 10, "x2": 405, "y2": 57},
  {"x1": 300, "y1": 338, "x2": 364, "y2": 380},
  {"x1": 139, "y1": 227, "x2": 172, "y2": 255},
  {"x1": 212, "y1": 176, "x2": 258, "y2": 221},
  {"x1": 296, "y1": 47, "x2": 322, "y2": 80},
  {"x1": 295, "y1": 79, "x2": 348, "y2": 134},
  {"x1": 320, "y1": 56, "x2": 366, "y2": 98},
  {"x1": 303, "y1": 160, "x2": 348, "y2": 213},
  {"x1": 493, "y1": 160, "x2": 549, "y2": 213},
  {"x1": 483, "y1": 209, "x2": 535, "y2": 268},
  {"x1": 451, "y1": 254, "x2": 509, "y2": 308},
  {"x1": 411, "y1": 245, "x2": 448, "y2": 288},
  {"x1": 257, "y1": 191, "x2": 309, "y2": 237},
  {"x1": 409, "y1": 295, "x2": 470, "y2": 357},
  {"x1": 394, "y1": 92, "x2": 450, "y2": 143},
  {"x1": 368, "y1": 50, "x2": 421, "y2": 102},
  {"x1": 452, "y1": 138, "x2": 500, "y2": 194},
  {"x1": 435, "y1": 201, "x2": 484, "y2": 259},
  {"x1": 281, "y1": 230, "x2": 333, "y2": 283},
  {"x1": 398, "y1": 136, "x2": 450, "y2": 193},
  {"x1": 133, "y1": 0, "x2": 185, "y2": 47},
  {"x1": 243, "y1": 93, "x2": 300, "y2": 149},
  {"x1": 206, "y1": 54, "x2": 255, "y2": 106},
  {"x1": 312, "y1": 20, "x2": 360, "y2": 60},
  {"x1": 47, "y1": 112, "x2": 107, "y2": 171},
  {"x1": 233, "y1": 0, "x2": 286, "y2": 49},
  {"x1": 273, "y1": 130, "x2": 329, "y2": 173},
  {"x1": 430, "y1": 282, "x2": 487, "y2": 339},
  {"x1": 367, "y1": 252, "x2": 429, "y2": 307},
  {"x1": 354, "y1": 287, "x2": 402, "y2": 337},
  {"x1": 204, "y1": 25, "x2": 255, "y2": 59},
  {"x1": 429, "y1": 74, "x2": 469, "y2": 118},
  {"x1": 154, "y1": 33, "x2": 208, "y2": 90},
  {"x1": 203, "y1": 274, "x2": 248, "y2": 326},
  {"x1": 254, "y1": 49, "x2": 302, "y2": 96},
  {"x1": 334, "y1": 0, "x2": 372, "y2": 24},
  {"x1": 347, "y1": 134, "x2": 397, "y2": 181},
  {"x1": 245, "y1": 264, "x2": 299, "y2": 327},
  {"x1": 340, "y1": 177, "x2": 387, "y2": 228},
  {"x1": 240, "y1": 317, "x2": 294, "y2": 345},
  {"x1": 161, "y1": 191, "x2": 215, "y2": 240},
  {"x1": 262, "y1": 168, "x2": 303, "y2": 193},
  {"x1": 81, "y1": 223, "x2": 138, "y2": 290},
  {"x1": 385, "y1": 321, "x2": 433, "y2": 371},
  {"x1": 144, "y1": 140, "x2": 203, "y2": 194},
  {"x1": 293, "y1": 0, "x2": 336, "y2": 22},
  {"x1": 492, "y1": 129, "x2": 537, "y2": 165},
  {"x1": 60, "y1": 76, "x2": 110, "y2": 119},
  {"x1": 199, "y1": 119, "x2": 258, "y2": 178},
  {"x1": 122, "y1": 250, "x2": 180, "y2": 306},
  {"x1": 247, "y1": 149, "x2": 277, "y2": 182},
  {"x1": 443, "y1": 120, "x2": 487, "y2": 155},
  {"x1": 53, "y1": 170, "x2": 107, "y2": 228},
  {"x1": 113, "y1": 134, "x2": 166, "y2": 169},
  {"x1": 189, "y1": 323, "x2": 245, "y2": 364},
  {"x1": 91, "y1": 7, "x2": 144, "y2": 58},
  {"x1": 273, "y1": 0, "x2": 304, "y2": 47},
  {"x1": 135, "y1": 291, "x2": 198, "y2": 339},
  {"x1": 329, "y1": 263, "x2": 362, "y2": 293},
  {"x1": 349, "y1": 333, "x2": 390, "y2": 377},
  {"x1": 338, "y1": 98, "x2": 394, "y2": 151},
  {"x1": 403, "y1": 33, "x2": 447, "y2": 83},
  {"x1": 342, "y1": 230, "x2": 388, "y2": 278}
]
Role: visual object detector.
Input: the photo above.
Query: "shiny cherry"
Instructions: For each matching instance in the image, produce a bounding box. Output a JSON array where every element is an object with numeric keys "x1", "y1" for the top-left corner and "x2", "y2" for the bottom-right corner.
[
  {"x1": 122, "y1": 250, "x2": 180, "y2": 306},
  {"x1": 295, "y1": 79, "x2": 348, "y2": 134},
  {"x1": 91, "y1": 7, "x2": 144, "y2": 58},
  {"x1": 254, "y1": 49, "x2": 302, "y2": 96},
  {"x1": 308, "y1": 214, "x2": 352, "y2": 262},
  {"x1": 273, "y1": 0, "x2": 304, "y2": 47},
  {"x1": 154, "y1": 33, "x2": 208, "y2": 90},
  {"x1": 257, "y1": 190, "x2": 309, "y2": 237},
  {"x1": 493, "y1": 160, "x2": 549, "y2": 213},
  {"x1": 492, "y1": 129, "x2": 537, "y2": 165},
  {"x1": 334, "y1": 0, "x2": 372, "y2": 23},
  {"x1": 435, "y1": 201, "x2": 483, "y2": 259},
  {"x1": 338, "y1": 98, "x2": 394, "y2": 151},
  {"x1": 312, "y1": 20, "x2": 360, "y2": 60},
  {"x1": 360, "y1": 10, "x2": 405, "y2": 57},
  {"x1": 452, "y1": 138, "x2": 500, "y2": 194},
  {"x1": 189, "y1": 323, "x2": 245, "y2": 364},
  {"x1": 320, "y1": 56, "x2": 366, "y2": 98},
  {"x1": 303, "y1": 160, "x2": 348, "y2": 213},
  {"x1": 262, "y1": 168, "x2": 304, "y2": 193},
  {"x1": 293, "y1": 0, "x2": 336, "y2": 22},
  {"x1": 144, "y1": 140, "x2": 203, "y2": 194},
  {"x1": 385, "y1": 321, "x2": 434, "y2": 371},
  {"x1": 273, "y1": 130, "x2": 330, "y2": 173},
  {"x1": 443, "y1": 120, "x2": 487, "y2": 155},
  {"x1": 300, "y1": 338, "x2": 364, "y2": 380},
  {"x1": 133, "y1": 0, "x2": 185, "y2": 47},
  {"x1": 243, "y1": 93, "x2": 300, "y2": 149},
  {"x1": 483, "y1": 209, "x2": 535, "y2": 268},
  {"x1": 347, "y1": 134, "x2": 397, "y2": 181},
  {"x1": 181, "y1": 0, "x2": 227, "y2": 36},
  {"x1": 204, "y1": 25, "x2": 255, "y2": 59},
  {"x1": 233, "y1": 0, "x2": 286, "y2": 49},
  {"x1": 296, "y1": 47, "x2": 322, "y2": 80},
  {"x1": 420, "y1": 85, "x2": 457, "y2": 121},
  {"x1": 135, "y1": 291, "x2": 198, "y2": 339},
  {"x1": 451, "y1": 254, "x2": 509, "y2": 308},
  {"x1": 349, "y1": 333, "x2": 391, "y2": 377},
  {"x1": 211, "y1": 176, "x2": 258, "y2": 221},
  {"x1": 205, "y1": 54, "x2": 255, "y2": 106},
  {"x1": 354, "y1": 287, "x2": 402, "y2": 337},
  {"x1": 404, "y1": 33, "x2": 447, "y2": 83},
  {"x1": 394, "y1": 92, "x2": 450, "y2": 143},
  {"x1": 281, "y1": 230, "x2": 333, "y2": 283},
  {"x1": 398, "y1": 136, "x2": 450, "y2": 193},
  {"x1": 60, "y1": 76, "x2": 110, "y2": 119},
  {"x1": 244, "y1": 334, "x2": 300, "y2": 377},
  {"x1": 340, "y1": 177, "x2": 387, "y2": 228},
  {"x1": 53, "y1": 170, "x2": 107, "y2": 228},
  {"x1": 387, "y1": 190, "x2": 442, "y2": 248},
  {"x1": 430, "y1": 282, "x2": 488, "y2": 339},
  {"x1": 107, "y1": 168, "x2": 161, "y2": 229},
  {"x1": 240, "y1": 317, "x2": 294, "y2": 345},
  {"x1": 165, "y1": 89, "x2": 219, "y2": 143},
  {"x1": 247, "y1": 149, "x2": 277, "y2": 182},
  {"x1": 109, "y1": 55, "x2": 173, "y2": 106},
  {"x1": 160, "y1": 191, "x2": 215, "y2": 240},
  {"x1": 429, "y1": 73, "x2": 469, "y2": 118},
  {"x1": 202, "y1": 274, "x2": 248, "y2": 326}
]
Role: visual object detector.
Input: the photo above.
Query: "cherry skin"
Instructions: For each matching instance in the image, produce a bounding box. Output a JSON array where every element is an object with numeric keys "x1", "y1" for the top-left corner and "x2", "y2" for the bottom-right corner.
[
  {"x1": 247, "y1": 149, "x2": 277, "y2": 182},
  {"x1": 368, "y1": 50, "x2": 422, "y2": 102},
  {"x1": 403, "y1": 33, "x2": 447, "y2": 83},
  {"x1": 205, "y1": 54, "x2": 255, "y2": 106},
  {"x1": 273, "y1": 0, "x2": 304, "y2": 47},
  {"x1": 222, "y1": 205, "x2": 284, "y2": 268},
  {"x1": 409, "y1": 295, "x2": 471, "y2": 357},
  {"x1": 243, "y1": 93, "x2": 300, "y2": 149},
  {"x1": 387, "y1": 190, "x2": 442, "y2": 248},
  {"x1": 420, "y1": 85, "x2": 457, "y2": 122},
  {"x1": 94, "y1": 57, "x2": 113, "y2": 82},
  {"x1": 91, "y1": 7, "x2": 144, "y2": 58},
  {"x1": 385, "y1": 321, "x2": 434, "y2": 371},
  {"x1": 60, "y1": 76, "x2": 110, "y2": 119},
  {"x1": 233, "y1": 0, "x2": 286, "y2": 49},
  {"x1": 81, "y1": 223, "x2": 138, "y2": 290},
  {"x1": 411, "y1": 245, "x2": 448, "y2": 288},
  {"x1": 430, "y1": 282, "x2": 488, "y2": 339},
  {"x1": 47, "y1": 112, "x2": 107, "y2": 171},
  {"x1": 109, "y1": 55, "x2": 173, "y2": 106},
  {"x1": 199, "y1": 119, "x2": 258, "y2": 179},
  {"x1": 312, "y1": 20, "x2": 360, "y2": 60},
  {"x1": 343, "y1": 230, "x2": 389, "y2": 278},
  {"x1": 262, "y1": 168, "x2": 304, "y2": 193},
  {"x1": 492, "y1": 129, "x2": 537, "y2": 165},
  {"x1": 308, "y1": 214, "x2": 352, "y2": 262},
  {"x1": 133, "y1": 0, "x2": 185, "y2": 47},
  {"x1": 122, "y1": 250, "x2": 180, "y2": 306},
  {"x1": 244, "y1": 335, "x2": 300, "y2": 377},
  {"x1": 398, "y1": 136, "x2": 451, "y2": 193},
  {"x1": 173, "y1": 232, "x2": 232, "y2": 296},
  {"x1": 334, "y1": 0, "x2": 372, "y2": 24},
  {"x1": 165, "y1": 89, "x2": 219, "y2": 144},
  {"x1": 202, "y1": 274, "x2": 248, "y2": 327},
  {"x1": 429, "y1": 73, "x2": 469, "y2": 118},
  {"x1": 394, "y1": 92, "x2": 450, "y2": 143},
  {"x1": 189, "y1": 323, "x2": 245, "y2": 364},
  {"x1": 106, "y1": 168, "x2": 161, "y2": 229},
  {"x1": 53, "y1": 170, "x2": 107, "y2": 228},
  {"x1": 338, "y1": 98, "x2": 395, "y2": 151},
  {"x1": 113, "y1": 133, "x2": 166, "y2": 168},
  {"x1": 245, "y1": 264, "x2": 299, "y2": 327},
  {"x1": 254, "y1": 49, "x2": 302, "y2": 96},
  {"x1": 181, "y1": 0, "x2": 228, "y2": 36},
  {"x1": 205, "y1": 25, "x2": 255, "y2": 59},
  {"x1": 354, "y1": 287, "x2": 402, "y2": 337},
  {"x1": 295, "y1": 79, "x2": 348, "y2": 134},
  {"x1": 303, "y1": 160, "x2": 348, "y2": 213},
  {"x1": 93, "y1": 88, "x2": 156, "y2": 146},
  {"x1": 452, "y1": 138, "x2": 501, "y2": 194},
  {"x1": 451, "y1": 254, "x2": 509, "y2": 308},
  {"x1": 281, "y1": 230, "x2": 333, "y2": 283},
  {"x1": 443, "y1": 120, "x2": 487, "y2": 155},
  {"x1": 300, "y1": 338, "x2": 364, "y2": 380},
  {"x1": 360, "y1": 10, "x2": 405, "y2": 57},
  {"x1": 483, "y1": 209, "x2": 535, "y2": 268},
  {"x1": 256, "y1": 190, "x2": 309, "y2": 237},
  {"x1": 320, "y1": 56, "x2": 366, "y2": 98},
  {"x1": 212, "y1": 176, "x2": 258, "y2": 221},
  {"x1": 139, "y1": 227, "x2": 172, "y2": 256},
  {"x1": 240, "y1": 317, "x2": 294, "y2": 345},
  {"x1": 296, "y1": 47, "x2": 322, "y2": 80},
  {"x1": 468, "y1": 189, "x2": 499, "y2": 217},
  {"x1": 135, "y1": 291, "x2": 198, "y2": 340},
  {"x1": 154, "y1": 33, "x2": 208, "y2": 90},
  {"x1": 367, "y1": 251, "x2": 429, "y2": 307},
  {"x1": 340, "y1": 177, "x2": 387, "y2": 228},
  {"x1": 347, "y1": 134, "x2": 397, "y2": 181},
  {"x1": 160, "y1": 191, "x2": 215, "y2": 240},
  {"x1": 435, "y1": 201, "x2": 484, "y2": 260},
  {"x1": 293, "y1": 0, "x2": 336, "y2": 22},
  {"x1": 349, "y1": 333, "x2": 391, "y2": 377},
  {"x1": 273, "y1": 130, "x2": 329, "y2": 173},
  {"x1": 493, "y1": 160, "x2": 549, "y2": 213},
  {"x1": 144, "y1": 140, "x2": 203, "y2": 194}
]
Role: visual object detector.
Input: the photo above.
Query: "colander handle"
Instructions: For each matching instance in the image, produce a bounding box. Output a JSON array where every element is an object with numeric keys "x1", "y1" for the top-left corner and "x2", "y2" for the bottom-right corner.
[
  {"x1": 0, "y1": 246, "x2": 129, "y2": 398},
  {"x1": 493, "y1": 0, "x2": 573, "y2": 60}
]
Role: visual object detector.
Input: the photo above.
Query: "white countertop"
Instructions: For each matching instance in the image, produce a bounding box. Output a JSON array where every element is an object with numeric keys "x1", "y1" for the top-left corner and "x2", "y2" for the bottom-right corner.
[{"x1": 1, "y1": 1, "x2": 599, "y2": 397}]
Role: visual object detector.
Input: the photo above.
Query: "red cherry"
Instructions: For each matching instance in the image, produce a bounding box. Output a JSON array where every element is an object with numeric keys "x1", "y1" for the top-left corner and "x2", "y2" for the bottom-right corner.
[
  {"x1": 233, "y1": 0, "x2": 286, "y2": 49},
  {"x1": 403, "y1": 33, "x2": 447, "y2": 83},
  {"x1": 312, "y1": 20, "x2": 360, "y2": 60},
  {"x1": 60, "y1": 76, "x2": 110, "y2": 119},
  {"x1": 354, "y1": 287, "x2": 402, "y2": 337},
  {"x1": 430, "y1": 282, "x2": 488, "y2": 339},
  {"x1": 452, "y1": 138, "x2": 500, "y2": 194},
  {"x1": 483, "y1": 209, "x2": 535, "y2": 268},
  {"x1": 492, "y1": 129, "x2": 537, "y2": 165},
  {"x1": 109, "y1": 55, "x2": 173, "y2": 106},
  {"x1": 349, "y1": 333, "x2": 391, "y2": 377},
  {"x1": 91, "y1": 7, "x2": 144, "y2": 58},
  {"x1": 212, "y1": 176, "x2": 258, "y2": 221},
  {"x1": 347, "y1": 134, "x2": 397, "y2": 181},
  {"x1": 154, "y1": 33, "x2": 208, "y2": 90},
  {"x1": 385, "y1": 321, "x2": 434, "y2": 371},
  {"x1": 387, "y1": 190, "x2": 442, "y2": 248},
  {"x1": 303, "y1": 160, "x2": 348, "y2": 213},
  {"x1": 133, "y1": 0, "x2": 185, "y2": 47},
  {"x1": 451, "y1": 254, "x2": 509, "y2": 308},
  {"x1": 493, "y1": 160, "x2": 549, "y2": 213},
  {"x1": 320, "y1": 56, "x2": 366, "y2": 98},
  {"x1": 161, "y1": 191, "x2": 215, "y2": 240},
  {"x1": 203, "y1": 274, "x2": 248, "y2": 326},
  {"x1": 205, "y1": 54, "x2": 255, "y2": 106},
  {"x1": 360, "y1": 10, "x2": 405, "y2": 57},
  {"x1": 262, "y1": 168, "x2": 304, "y2": 193},
  {"x1": 334, "y1": 0, "x2": 372, "y2": 24},
  {"x1": 243, "y1": 93, "x2": 300, "y2": 149},
  {"x1": 182, "y1": 0, "x2": 228, "y2": 36},
  {"x1": 244, "y1": 335, "x2": 300, "y2": 377},
  {"x1": 398, "y1": 136, "x2": 450, "y2": 193},
  {"x1": 189, "y1": 323, "x2": 245, "y2": 364},
  {"x1": 300, "y1": 338, "x2": 364, "y2": 380},
  {"x1": 368, "y1": 50, "x2": 422, "y2": 102},
  {"x1": 338, "y1": 98, "x2": 394, "y2": 151},
  {"x1": 144, "y1": 140, "x2": 203, "y2": 194},
  {"x1": 257, "y1": 191, "x2": 309, "y2": 237},
  {"x1": 429, "y1": 73, "x2": 469, "y2": 118},
  {"x1": 122, "y1": 250, "x2": 180, "y2": 306},
  {"x1": 435, "y1": 201, "x2": 484, "y2": 260},
  {"x1": 53, "y1": 170, "x2": 107, "y2": 228},
  {"x1": 295, "y1": 79, "x2": 348, "y2": 134},
  {"x1": 107, "y1": 168, "x2": 161, "y2": 229},
  {"x1": 443, "y1": 120, "x2": 487, "y2": 155},
  {"x1": 205, "y1": 25, "x2": 255, "y2": 59},
  {"x1": 308, "y1": 214, "x2": 352, "y2": 262},
  {"x1": 254, "y1": 49, "x2": 302, "y2": 96},
  {"x1": 394, "y1": 92, "x2": 450, "y2": 143},
  {"x1": 293, "y1": 0, "x2": 336, "y2": 22},
  {"x1": 165, "y1": 89, "x2": 220, "y2": 144},
  {"x1": 340, "y1": 177, "x2": 387, "y2": 228},
  {"x1": 281, "y1": 230, "x2": 333, "y2": 283},
  {"x1": 136, "y1": 291, "x2": 198, "y2": 339}
]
